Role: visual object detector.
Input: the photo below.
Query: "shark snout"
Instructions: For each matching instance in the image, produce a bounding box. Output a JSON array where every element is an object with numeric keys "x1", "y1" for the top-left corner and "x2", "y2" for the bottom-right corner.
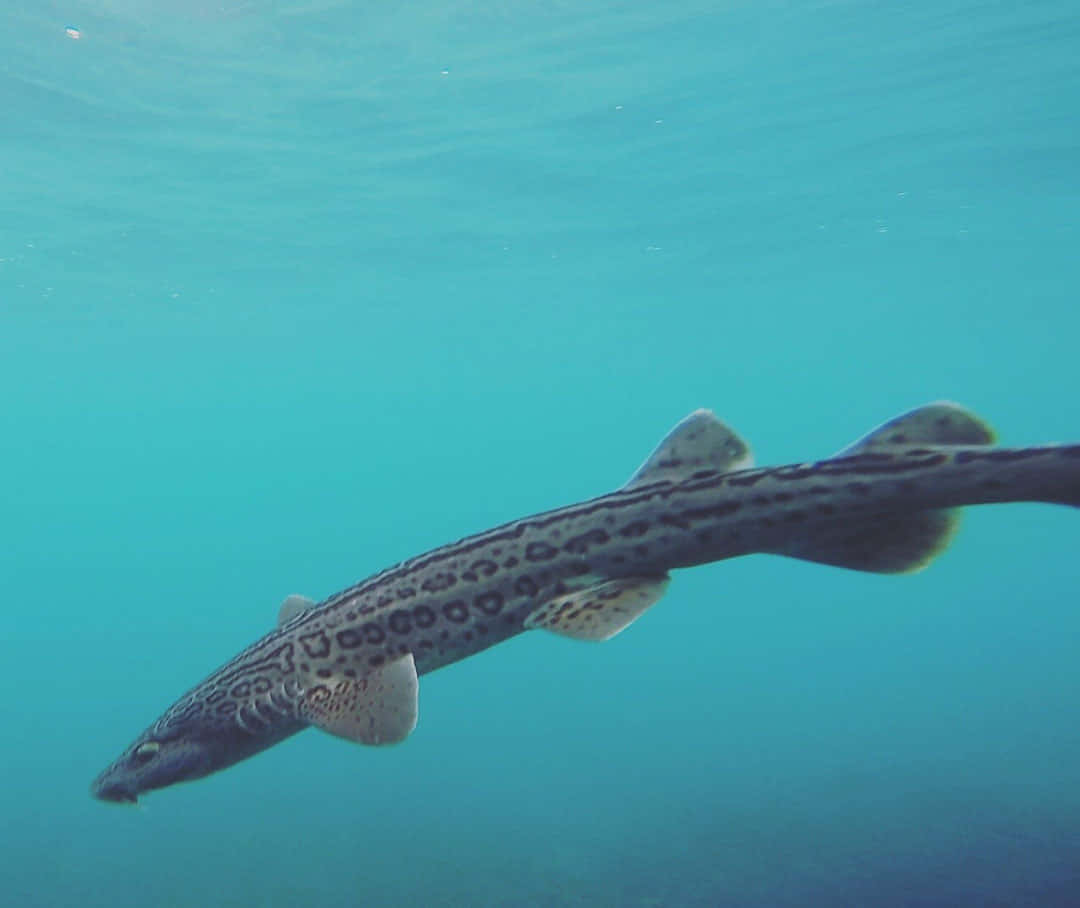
[{"x1": 91, "y1": 773, "x2": 138, "y2": 805}]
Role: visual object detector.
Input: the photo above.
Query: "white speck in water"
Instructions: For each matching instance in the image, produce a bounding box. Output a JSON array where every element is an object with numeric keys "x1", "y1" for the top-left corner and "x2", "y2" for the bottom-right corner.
[{"x1": 65, "y1": 25, "x2": 81, "y2": 40}]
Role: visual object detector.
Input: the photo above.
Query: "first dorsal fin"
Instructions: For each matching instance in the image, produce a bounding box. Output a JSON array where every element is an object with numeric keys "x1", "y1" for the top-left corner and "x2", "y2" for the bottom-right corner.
[
  {"x1": 625, "y1": 409, "x2": 752, "y2": 489},
  {"x1": 837, "y1": 401, "x2": 996, "y2": 456},
  {"x1": 278, "y1": 594, "x2": 316, "y2": 626}
]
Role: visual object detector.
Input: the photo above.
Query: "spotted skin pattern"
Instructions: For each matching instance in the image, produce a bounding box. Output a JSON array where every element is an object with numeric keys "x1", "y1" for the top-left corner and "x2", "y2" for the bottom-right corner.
[{"x1": 91, "y1": 411, "x2": 1080, "y2": 802}]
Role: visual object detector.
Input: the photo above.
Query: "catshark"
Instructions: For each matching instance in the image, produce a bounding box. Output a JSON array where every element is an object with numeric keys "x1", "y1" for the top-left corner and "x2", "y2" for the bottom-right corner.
[{"x1": 92, "y1": 402, "x2": 1080, "y2": 803}]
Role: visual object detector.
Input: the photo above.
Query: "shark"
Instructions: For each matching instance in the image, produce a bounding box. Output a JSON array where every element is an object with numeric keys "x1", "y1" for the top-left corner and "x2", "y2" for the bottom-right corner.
[{"x1": 91, "y1": 402, "x2": 1080, "y2": 803}]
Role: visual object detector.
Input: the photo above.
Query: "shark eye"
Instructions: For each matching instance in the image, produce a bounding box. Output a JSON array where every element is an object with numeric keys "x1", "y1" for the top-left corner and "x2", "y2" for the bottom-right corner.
[{"x1": 132, "y1": 741, "x2": 160, "y2": 764}]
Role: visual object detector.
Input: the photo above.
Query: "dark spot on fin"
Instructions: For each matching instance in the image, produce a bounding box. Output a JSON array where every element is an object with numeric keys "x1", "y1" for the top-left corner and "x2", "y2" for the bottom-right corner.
[
  {"x1": 299, "y1": 654, "x2": 418, "y2": 746},
  {"x1": 624, "y1": 410, "x2": 753, "y2": 489},
  {"x1": 837, "y1": 402, "x2": 996, "y2": 456},
  {"x1": 524, "y1": 575, "x2": 671, "y2": 641}
]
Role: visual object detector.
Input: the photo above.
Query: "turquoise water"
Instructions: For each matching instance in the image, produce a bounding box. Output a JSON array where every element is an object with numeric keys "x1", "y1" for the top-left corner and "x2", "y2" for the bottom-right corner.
[{"x1": 4, "y1": 0, "x2": 1080, "y2": 904}]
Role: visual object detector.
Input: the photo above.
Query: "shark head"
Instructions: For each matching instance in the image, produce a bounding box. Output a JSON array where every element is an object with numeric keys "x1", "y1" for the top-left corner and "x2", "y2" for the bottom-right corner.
[
  {"x1": 91, "y1": 691, "x2": 308, "y2": 804},
  {"x1": 91, "y1": 725, "x2": 219, "y2": 804}
]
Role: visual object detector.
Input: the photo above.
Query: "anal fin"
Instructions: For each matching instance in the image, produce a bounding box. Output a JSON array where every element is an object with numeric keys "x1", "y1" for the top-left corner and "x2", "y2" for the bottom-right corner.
[
  {"x1": 299, "y1": 653, "x2": 418, "y2": 745},
  {"x1": 525, "y1": 575, "x2": 670, "y2": 641},
  {"x1": 776, "y1": 510, "x2": 960, "y2": 574},
  {"x1": 784, "y1": 401, "x2": 991, "y2": 574}
]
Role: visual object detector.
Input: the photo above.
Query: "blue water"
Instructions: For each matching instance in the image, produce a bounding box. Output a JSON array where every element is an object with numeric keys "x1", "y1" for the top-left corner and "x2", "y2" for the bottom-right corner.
[{"x1": 4, "y1": 1, "x2": 1080, "y2": 904}]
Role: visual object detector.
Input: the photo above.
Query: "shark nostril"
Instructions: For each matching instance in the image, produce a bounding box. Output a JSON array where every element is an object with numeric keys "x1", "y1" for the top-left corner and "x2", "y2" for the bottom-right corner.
[{"x1": 92, "y1": 778, "x2": 138, "y2": 804}]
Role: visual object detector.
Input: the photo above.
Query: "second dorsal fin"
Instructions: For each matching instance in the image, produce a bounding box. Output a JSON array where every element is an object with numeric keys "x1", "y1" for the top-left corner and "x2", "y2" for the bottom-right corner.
[
  {"x1": 837, "y1": 401, "x2": 996, "y2": 456},
  {"x1": 624, "y1": 409, "x2": 753, "y2": 489}
]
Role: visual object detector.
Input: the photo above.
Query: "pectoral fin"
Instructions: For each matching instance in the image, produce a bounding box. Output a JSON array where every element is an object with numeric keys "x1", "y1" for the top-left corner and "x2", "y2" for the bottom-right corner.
[
  {"x1": 525, "y1": 575, "x2": 670, "y2": 641},
  {"x1": 300, "y1": 653, "x2": 418, "y2": 745},
  {"x1": 278, "y1": 594, "x2": 316, "y2": 626}
]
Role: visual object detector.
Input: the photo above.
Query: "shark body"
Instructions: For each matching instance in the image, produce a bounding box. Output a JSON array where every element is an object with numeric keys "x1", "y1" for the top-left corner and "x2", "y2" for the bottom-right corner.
[{"x1": 92, "y1": 402, "x2": 1080, "y2": 803}]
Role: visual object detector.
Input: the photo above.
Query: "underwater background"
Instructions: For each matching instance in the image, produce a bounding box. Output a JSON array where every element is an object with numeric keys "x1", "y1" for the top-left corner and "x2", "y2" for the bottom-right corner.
[{"x1": 3, "y1": 1, "x2": 1080, "y2": 905}]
